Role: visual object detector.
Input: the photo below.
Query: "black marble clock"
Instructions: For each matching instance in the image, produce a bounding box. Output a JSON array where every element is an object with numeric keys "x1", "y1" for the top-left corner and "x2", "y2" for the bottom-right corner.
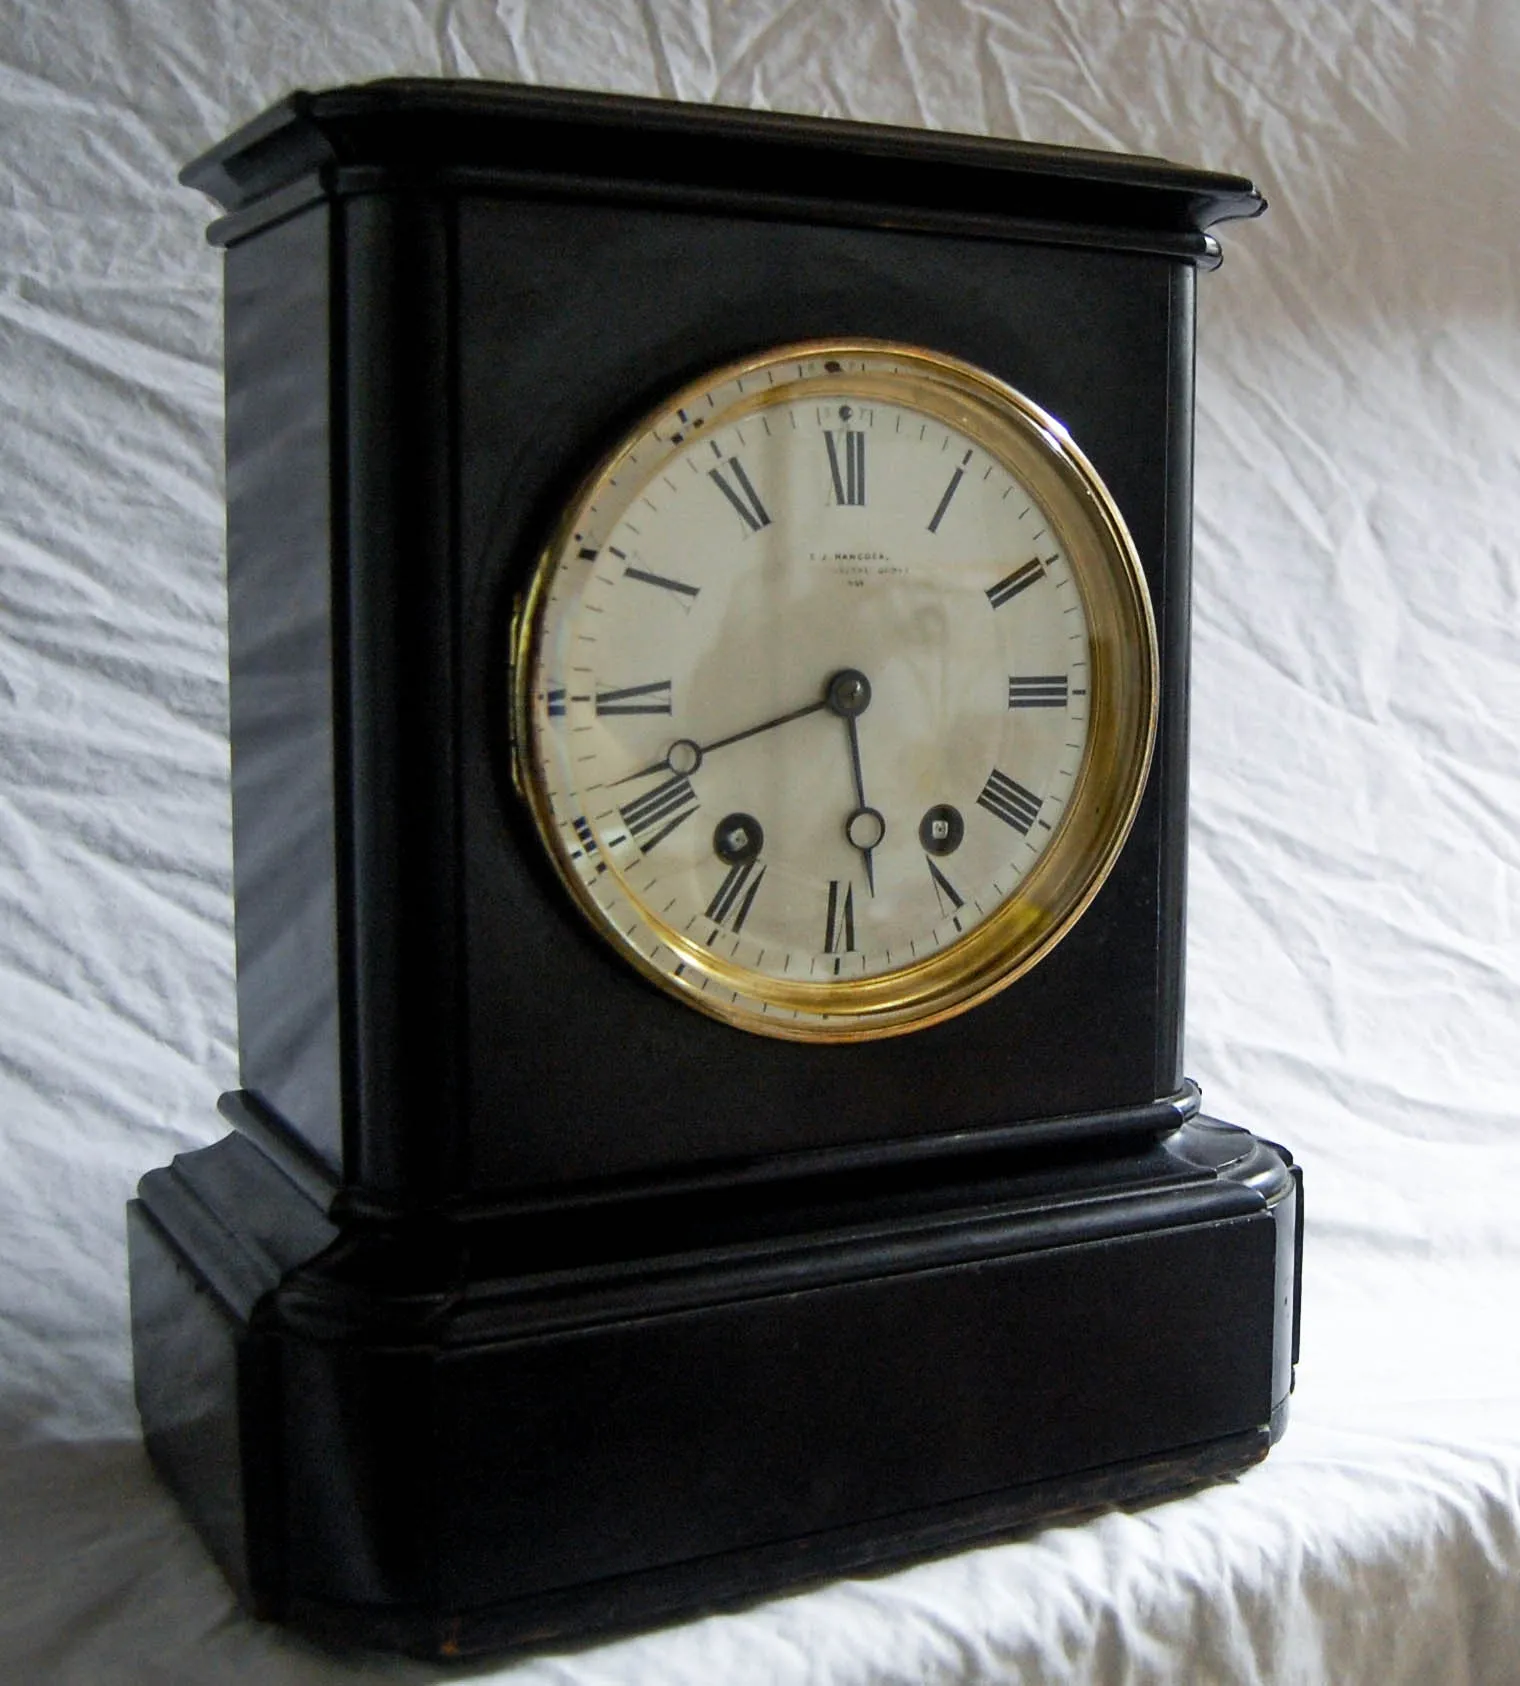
[{"x1": 129, "y1": 80, "x2": 1302, "y2": 1658}]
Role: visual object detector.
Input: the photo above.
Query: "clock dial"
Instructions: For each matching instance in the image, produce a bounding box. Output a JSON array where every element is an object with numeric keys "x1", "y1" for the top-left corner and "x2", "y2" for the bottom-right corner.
[{"x1": 513, "y1": 341, "x2": 1158, "y2": 1040}]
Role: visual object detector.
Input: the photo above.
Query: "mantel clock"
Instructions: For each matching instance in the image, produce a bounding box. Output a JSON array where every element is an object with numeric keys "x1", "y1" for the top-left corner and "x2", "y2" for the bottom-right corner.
[{"x1": 129, "y1": 80, "x2": 1302, "y2": 1659}]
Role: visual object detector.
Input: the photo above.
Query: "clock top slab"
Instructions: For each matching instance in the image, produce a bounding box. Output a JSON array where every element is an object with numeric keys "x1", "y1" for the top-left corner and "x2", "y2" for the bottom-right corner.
[{"x1": 182, "y1": 79, "x2": 1264, "y2": 263}]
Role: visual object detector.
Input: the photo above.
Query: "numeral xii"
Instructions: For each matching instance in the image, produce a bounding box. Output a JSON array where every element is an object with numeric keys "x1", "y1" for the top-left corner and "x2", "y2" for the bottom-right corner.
[{"x1": 825, "y1": 430, "x2": 866, "y2": 505}]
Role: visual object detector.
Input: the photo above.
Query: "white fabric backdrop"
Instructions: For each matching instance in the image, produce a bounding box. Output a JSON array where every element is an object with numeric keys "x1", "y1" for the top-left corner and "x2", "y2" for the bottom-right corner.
[{"x1": 3, "y1": 2, "x2": 1519, "y2": 1680}]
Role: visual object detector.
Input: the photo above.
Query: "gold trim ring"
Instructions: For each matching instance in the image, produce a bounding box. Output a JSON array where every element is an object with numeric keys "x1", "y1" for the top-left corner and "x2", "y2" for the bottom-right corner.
[{"x1": 511, "y1": 340, "x2": 1159, "y2": 1041}]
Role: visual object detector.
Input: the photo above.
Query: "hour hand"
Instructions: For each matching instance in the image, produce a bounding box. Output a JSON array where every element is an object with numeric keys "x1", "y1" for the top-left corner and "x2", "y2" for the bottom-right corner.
[
  {"x1": 827, "y1": 669, "x2": 885, "y2": 896},
  {"x1": 844, "y1": 778, "x2": 885, "y2": 896}
]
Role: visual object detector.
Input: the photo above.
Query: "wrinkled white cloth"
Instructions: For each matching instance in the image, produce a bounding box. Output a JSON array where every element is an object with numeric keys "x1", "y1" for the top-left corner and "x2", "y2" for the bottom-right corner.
[{"x1": 2, "y1": 2, "x2": 1519, "y2": 1681}]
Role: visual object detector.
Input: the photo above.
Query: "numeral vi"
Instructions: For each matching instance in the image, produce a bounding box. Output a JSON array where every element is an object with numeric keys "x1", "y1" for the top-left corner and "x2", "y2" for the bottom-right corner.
[{"x1": 824, "y1": 879, "x2": 856, "y2": 953}]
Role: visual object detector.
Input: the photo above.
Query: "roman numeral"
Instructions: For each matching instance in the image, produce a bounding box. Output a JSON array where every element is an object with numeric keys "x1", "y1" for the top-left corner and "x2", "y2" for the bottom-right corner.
[
  {"x1": 987, "y1": 558, "x2": 1045, "y2": 608},
  {"x1": 619, "y1": 774, "x2": 699, "y2": 852},
  {"x1": 709, "y1": 457, "x2": 771, "y2": 532},
  {"x1": 928, "y1": 450, "x2": 973, "y2": 533},
  {"x1": 623, "y1": 564, "x2": 699, "y2": 602},
  {"x1": 705, "y1": 858, "x2": 766, "y2": 933},
  {"x1": 546, "y1": 687, "x2": 566, "y2": 717},
  {"x1": 824, "y1": 879, "x2": 856, "y2": 953},
  {"x1": 1008, "y1": 674, "x2": 1069, "y2": 709},
  {"x1": 825, "y1": 430, "x2": 866, "y2": 505},
  {"x1": 977, "y1": 768, "x2": 1043, "y2": 834},
  {"x1": 567, "y1": 815, "x2": 604, "y2": 874},
  {"x1": 595, "y1": 679, "x2": 672, "y2": 716},
  {"x1": 926, "y1": 857, "x2": 964, "y2": 914}
]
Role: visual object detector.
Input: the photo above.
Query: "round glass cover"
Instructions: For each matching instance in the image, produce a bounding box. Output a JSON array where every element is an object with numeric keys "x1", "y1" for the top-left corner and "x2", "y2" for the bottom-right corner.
[{"x1": 513, "y1": 340, "x2": 1158, "y2": 1041}]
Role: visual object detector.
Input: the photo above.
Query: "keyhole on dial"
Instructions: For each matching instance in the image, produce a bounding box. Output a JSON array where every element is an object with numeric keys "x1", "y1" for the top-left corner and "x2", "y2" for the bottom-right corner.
[
  {"x1": 919, "y1": 805, "x2": 965, "y2": 856},
  {"x1": 714, "y1": 814, "x2": 764, "y2": 866}
]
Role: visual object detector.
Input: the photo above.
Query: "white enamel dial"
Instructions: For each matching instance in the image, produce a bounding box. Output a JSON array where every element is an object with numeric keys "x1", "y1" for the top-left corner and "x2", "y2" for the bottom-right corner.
[{"x1": 513, "y1": 342, "x2": 1157, "y2": 1041}]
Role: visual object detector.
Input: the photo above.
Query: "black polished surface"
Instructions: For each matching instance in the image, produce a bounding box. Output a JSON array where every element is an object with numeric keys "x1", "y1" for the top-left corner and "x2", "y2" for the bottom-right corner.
[
  {"x1": 224, "y1": 206, "x2": 343, "y2": 1170},
  {"x1": 182, "y1": 78, "x2": 1264, "y2": 262},
  {"x1": 132, "y1": 1118, "x2": 1299, "y2": 1655},
  {"x1": 456, "y1": 202, "x2": 1190, "y2": 1191},
  {"x1": 208, "y1": 91, "x2": 1211, "y2": 1202},
  {"x1": 134, "y1": 82, "x2": 1295, "y2": 1658},
  {"x1": 212, "y1": 179, "x2": 1205, "y2": 1201}
]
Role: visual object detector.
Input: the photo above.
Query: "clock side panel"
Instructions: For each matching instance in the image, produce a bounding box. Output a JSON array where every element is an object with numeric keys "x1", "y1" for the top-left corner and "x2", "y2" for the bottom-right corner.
[
  {"x1": 1153, "y1": 262, "x2": 1197, "y2": 1102},
  {"x1": 455, "y1": 200, "x2": 1188, "y2": 1193},
  {"x1": 223, "y1": 207, "x2": 344, "y2": 1172}
]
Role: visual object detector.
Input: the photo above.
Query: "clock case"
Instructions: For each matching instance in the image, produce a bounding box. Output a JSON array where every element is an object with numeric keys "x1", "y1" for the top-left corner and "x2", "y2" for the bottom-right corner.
[{"x1": 130, "y1": 82, "x2": 1301, "y2": 1658}]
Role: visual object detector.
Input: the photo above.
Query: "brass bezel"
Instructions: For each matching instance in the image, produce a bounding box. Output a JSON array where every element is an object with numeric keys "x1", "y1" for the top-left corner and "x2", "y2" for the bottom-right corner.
[{"x1": 511, "y1": 339, "x2": 1159, "y2": 1041}]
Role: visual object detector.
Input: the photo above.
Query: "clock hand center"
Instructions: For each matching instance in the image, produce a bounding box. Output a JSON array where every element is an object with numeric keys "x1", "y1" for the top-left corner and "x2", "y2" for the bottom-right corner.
[
  {"x1": 845, "y1": 804, "x2": 886, "y2": 852},
  {"x1": 825, "y1": 668, "x2": 871, "y2": 720}
]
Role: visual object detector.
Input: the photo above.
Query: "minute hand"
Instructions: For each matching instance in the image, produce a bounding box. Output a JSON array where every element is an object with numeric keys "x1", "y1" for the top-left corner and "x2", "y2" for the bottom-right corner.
[
  {"x1": 611, "y1": 696, "x2": 829, "y2": 786},
  {"x1": 827, "y1": 668, "x2": 883, "y2": 898},
  {"x1": 702, "y1": 697, "x2": 829, "y2": 755}
]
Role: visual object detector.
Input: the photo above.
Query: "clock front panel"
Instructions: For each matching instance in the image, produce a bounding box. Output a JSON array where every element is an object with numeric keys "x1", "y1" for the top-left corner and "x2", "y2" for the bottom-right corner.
[{"x1": 457, "y1": 199, "x2": 1191, "y2": 1192}]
